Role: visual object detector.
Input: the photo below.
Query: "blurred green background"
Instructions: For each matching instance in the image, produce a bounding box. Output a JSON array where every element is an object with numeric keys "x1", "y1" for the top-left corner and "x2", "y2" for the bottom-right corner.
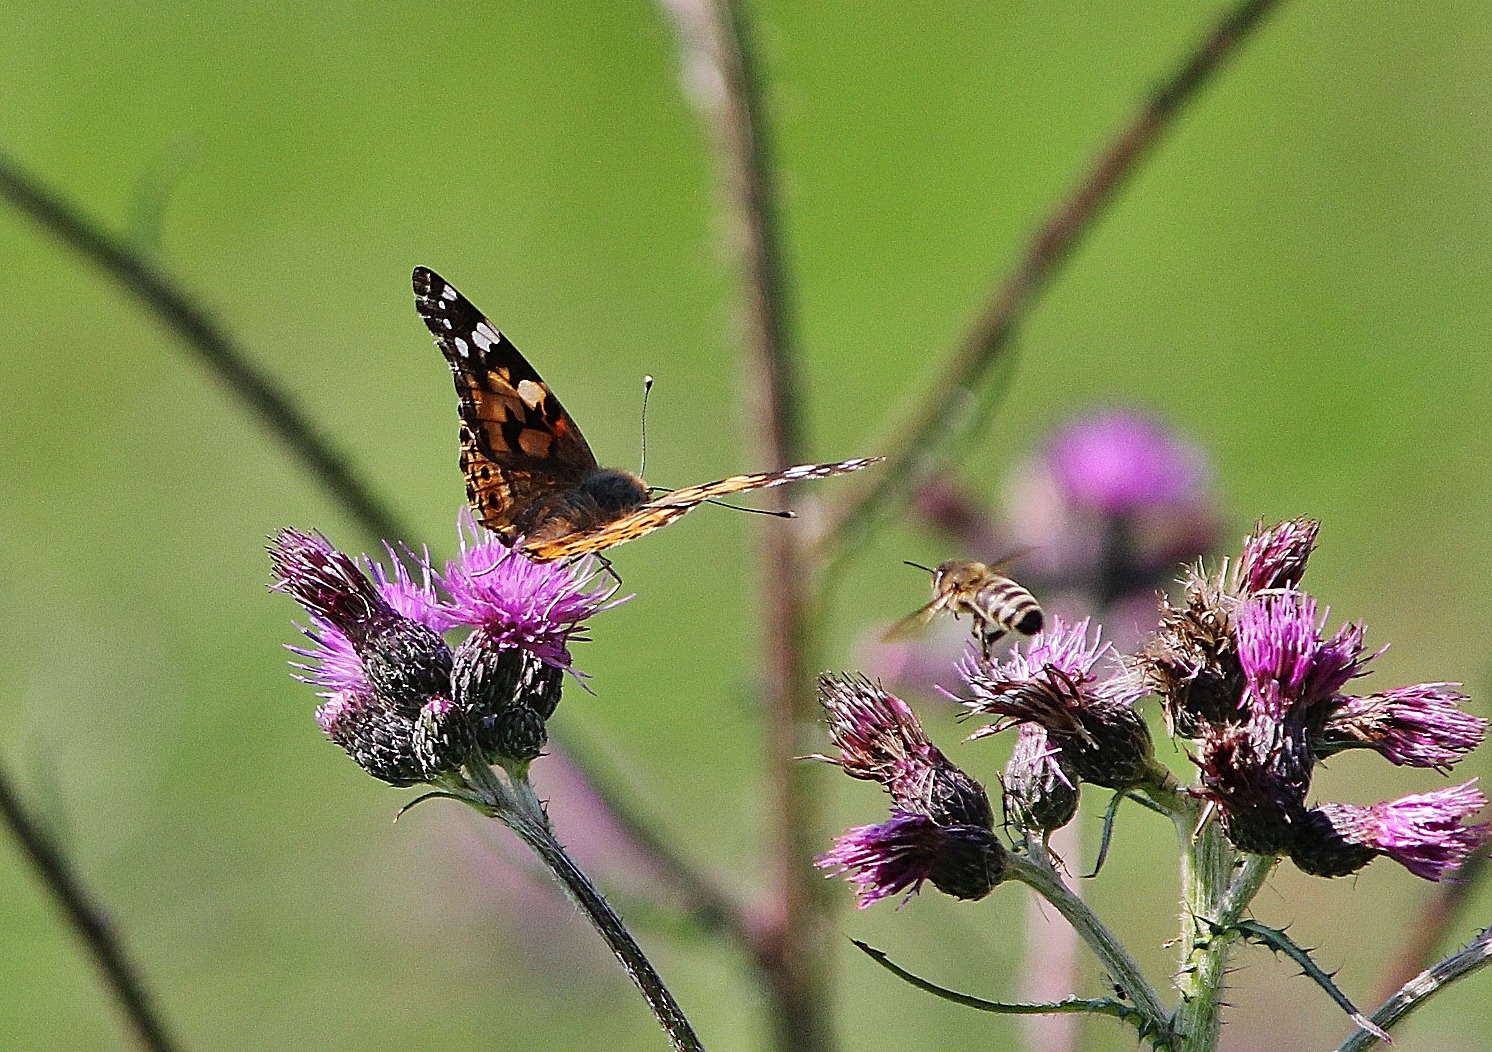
[{"x1": 3, "y1": 1, "x2": 1491, "y2": 1049}]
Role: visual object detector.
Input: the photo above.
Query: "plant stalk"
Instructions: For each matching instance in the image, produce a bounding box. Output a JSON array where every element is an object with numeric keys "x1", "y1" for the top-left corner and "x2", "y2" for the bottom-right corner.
[{"x1": 465, "y1": 763, "x2": 705, "y2": 1052}]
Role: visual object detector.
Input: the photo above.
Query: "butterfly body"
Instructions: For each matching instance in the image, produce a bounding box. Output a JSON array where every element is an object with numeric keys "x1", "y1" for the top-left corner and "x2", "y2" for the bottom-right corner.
[{"x1": 413, "y1": 267, "x2": 880, "y2": 561}]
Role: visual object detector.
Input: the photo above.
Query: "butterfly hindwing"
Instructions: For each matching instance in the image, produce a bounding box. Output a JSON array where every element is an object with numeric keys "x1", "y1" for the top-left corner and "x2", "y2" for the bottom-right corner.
[
  {"x1": 522, "y1": 457, "x2": 883, "y2": 561},
  {"x1": 413, "y1": 267, "x2": 599, "y2": 543}
]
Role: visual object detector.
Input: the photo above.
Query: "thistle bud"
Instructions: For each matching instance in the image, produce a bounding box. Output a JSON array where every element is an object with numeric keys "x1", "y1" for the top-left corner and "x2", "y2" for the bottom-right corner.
[
  {"x1": 1003, "y1": 725, "x2": 1080, "y2": 833},
  {"x1": 315, "y1": 691, "x2": 427, "y2": 787},
  {"x1": 484, "y1": 705, "x2": 549, "y2": 764},
  {"x1": 413, "y1": 696, "x2": 476, "y2": 776}
]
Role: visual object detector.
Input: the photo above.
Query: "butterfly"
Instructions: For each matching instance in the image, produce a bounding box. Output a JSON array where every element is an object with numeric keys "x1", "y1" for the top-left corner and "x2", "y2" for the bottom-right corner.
[{"x1": 412, "y1": 267, "x2": 881, "y2": 562}]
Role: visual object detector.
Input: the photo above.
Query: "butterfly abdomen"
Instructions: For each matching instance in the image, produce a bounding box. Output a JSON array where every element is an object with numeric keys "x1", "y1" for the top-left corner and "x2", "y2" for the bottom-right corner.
[{"x1": 519, "y1": 468, "x2": 651, "y2": 546}]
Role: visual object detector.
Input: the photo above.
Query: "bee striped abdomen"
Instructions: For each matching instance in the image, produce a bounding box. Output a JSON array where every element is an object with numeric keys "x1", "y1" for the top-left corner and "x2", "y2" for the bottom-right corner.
[{"x1": 972, "y1": 577, "x2": 1044, "y2": 639}]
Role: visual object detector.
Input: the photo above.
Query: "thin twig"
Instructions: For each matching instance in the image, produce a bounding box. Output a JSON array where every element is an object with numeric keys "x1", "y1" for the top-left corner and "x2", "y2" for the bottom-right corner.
[
  {"x1": 657, "y1": 1, "x2": 832, "y2": 1049},
  {"x1": 0, "y1": 148, "x2": 411, "y2": 546},
  {"x1": 0, "y1": 763, "x2": 183, "y2": 1052},
  {"x1": 1336, "y1": 926, "x2": 1492, "y2": 1052},
  {"x1": 817, "y1": 0, "x2": 1286, "y2": 560}
]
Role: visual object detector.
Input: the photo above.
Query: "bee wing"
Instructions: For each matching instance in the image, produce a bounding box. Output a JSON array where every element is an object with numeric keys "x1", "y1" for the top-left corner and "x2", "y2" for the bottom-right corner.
[
  {"x1": 985, "y1": 546, "x2": 1038, "y2": 574},
  {"x1": 881, "y1": 594, "x2": 953, "y2": 642}
]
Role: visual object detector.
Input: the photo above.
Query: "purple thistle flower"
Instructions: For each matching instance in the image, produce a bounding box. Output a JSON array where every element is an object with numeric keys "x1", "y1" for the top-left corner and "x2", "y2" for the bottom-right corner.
[
  {"x1": 1321, "y1": 685, "x2": 1487, "y2": 770},
  {"x1": 1291, "y1": 781, "x2": 1490, "y2": 881},
  {"x1": 440, "y1": 512, "x2": 624, "y2": 670},
  {"x1": 1234, "y1": 591, "x2": 1371, "y2": 722},
  {"x1": 817, "y1": 812, "x2": 1003, "y2": 907},
  {"x1": 368, "y1": 543, "x2": 451, "y2": 631},
  {"x1": 962, "y1": 617, "x2": 1163, "y2": 790},
  {"x1": 1045, "y1": 410, "x2": 1208, "y2": 517},
  {"x1": 818, "y1": 674, "x2": 993, "y2": 829},
  {"x1": 1232, "y1": 518, "x2": 1319, "y2": 594},
  {"x1": 289, "y1": 615, "x2": 369, "y2": 699}
]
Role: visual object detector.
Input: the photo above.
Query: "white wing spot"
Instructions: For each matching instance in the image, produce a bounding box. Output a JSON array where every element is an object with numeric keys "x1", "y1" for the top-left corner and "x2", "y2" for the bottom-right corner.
[
  {"x1": 440, "y1": 319, "x2": 453, "y2": 330},
  {"x1": 441, "y1": 286, "x2": 458, "y2": 302},
  {"x1": 452, "y1": 337, "x2": 469, "y2": 355},
  {"x1": 472, "y1": 324, "x2": 498, "y2": 351},
  {"x1": 517, "y1": 379, "x2": 546, "y2": 408}
]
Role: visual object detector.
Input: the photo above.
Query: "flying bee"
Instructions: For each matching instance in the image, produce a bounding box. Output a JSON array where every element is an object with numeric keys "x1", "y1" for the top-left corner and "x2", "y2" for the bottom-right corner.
[{"x1": 884, "y1": 557, "x2": 1044, "y2": 658}]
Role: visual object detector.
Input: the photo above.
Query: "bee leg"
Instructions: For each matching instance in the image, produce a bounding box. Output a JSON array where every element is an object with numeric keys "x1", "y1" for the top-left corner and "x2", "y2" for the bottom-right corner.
[
  {"x1": 978, "y1": 626, "x2": 1007, "y2": 661},
  {"x1": 1083, "y1": 789, "x2": 1128, "y2": 878}
]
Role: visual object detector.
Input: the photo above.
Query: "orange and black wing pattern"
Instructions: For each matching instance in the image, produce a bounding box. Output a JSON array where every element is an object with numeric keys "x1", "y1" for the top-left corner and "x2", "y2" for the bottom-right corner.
[
  {"x1": 413, "y1": 266, "x2": 597, "y2": 544},
  {"x1": 523, "y1": 457, "x2": 883, "y2": 561}
]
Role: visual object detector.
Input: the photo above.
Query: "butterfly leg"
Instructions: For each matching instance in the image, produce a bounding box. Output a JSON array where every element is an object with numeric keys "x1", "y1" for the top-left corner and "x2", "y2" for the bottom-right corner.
[{"x1": 590, "y1": 552, "x2": 625, "y2": 590}]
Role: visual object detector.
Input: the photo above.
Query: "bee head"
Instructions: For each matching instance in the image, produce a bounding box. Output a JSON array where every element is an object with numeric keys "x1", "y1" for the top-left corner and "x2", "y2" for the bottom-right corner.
[{"x1": 934, "y1": 560, "x2": 988, "y2": 594}]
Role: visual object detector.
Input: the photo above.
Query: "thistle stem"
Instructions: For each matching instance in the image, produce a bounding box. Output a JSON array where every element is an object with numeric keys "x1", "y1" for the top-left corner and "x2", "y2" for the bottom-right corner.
[
  {"x1": 1005, "y1": 854, "x2": 1169, "y2": 1032},
  {"x1": 464, "y1": 763, "x2": 705, "y2": 1052},
  {"x1": 1169, "y1": 804, "x2": 1271, "y2": 1051}
]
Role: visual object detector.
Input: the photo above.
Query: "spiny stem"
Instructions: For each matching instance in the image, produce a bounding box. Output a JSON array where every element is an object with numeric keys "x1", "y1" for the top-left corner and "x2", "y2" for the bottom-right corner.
[{"x1": 1169, "y1": 804, "x2": 1269, "y2": 1052}]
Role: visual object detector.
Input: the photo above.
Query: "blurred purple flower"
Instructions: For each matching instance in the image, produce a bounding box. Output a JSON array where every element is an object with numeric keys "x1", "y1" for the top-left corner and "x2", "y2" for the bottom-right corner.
[{"x1": 1046, "y1": 410, "x2": 1208, "y2": 517}]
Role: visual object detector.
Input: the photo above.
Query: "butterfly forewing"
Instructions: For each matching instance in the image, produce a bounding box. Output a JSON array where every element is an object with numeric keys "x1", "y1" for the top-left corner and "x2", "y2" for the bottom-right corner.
[
  {"x1": 522, "y1": 457, "x2": 882, "y2": 561},
  {"x1": 413, "y1": 267, "x2": 599, "y2": 543},
  {"x1": 415, "y1": 267, "x2": 882, "y2": 561}
]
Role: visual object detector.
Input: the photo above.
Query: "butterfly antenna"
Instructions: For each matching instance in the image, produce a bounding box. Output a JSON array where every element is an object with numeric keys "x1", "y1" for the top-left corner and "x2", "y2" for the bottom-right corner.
[
  {"x1": 642, "y1": 484, "x2": 793, "y2": 518},
  {"x1": 706, "y1": 499, "x2": 795, "y2": 518},
  {"x1": 638, "y1": 375, "x2": 654, "y2": 479},
  {"x1": 903, "y1": 560, "x2": 936, "y2": 574}
]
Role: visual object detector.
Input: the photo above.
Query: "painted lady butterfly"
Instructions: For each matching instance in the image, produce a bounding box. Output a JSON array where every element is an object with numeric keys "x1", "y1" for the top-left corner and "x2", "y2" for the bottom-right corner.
[{"x1": 413, "y1": 267, "x2": 880, "y2": 562}]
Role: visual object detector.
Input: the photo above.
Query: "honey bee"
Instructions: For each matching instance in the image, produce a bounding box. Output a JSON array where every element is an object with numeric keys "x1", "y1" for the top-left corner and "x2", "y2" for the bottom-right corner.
[{"x1": 885, "y1": 558, "x2": 1043, "y2": 657}]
